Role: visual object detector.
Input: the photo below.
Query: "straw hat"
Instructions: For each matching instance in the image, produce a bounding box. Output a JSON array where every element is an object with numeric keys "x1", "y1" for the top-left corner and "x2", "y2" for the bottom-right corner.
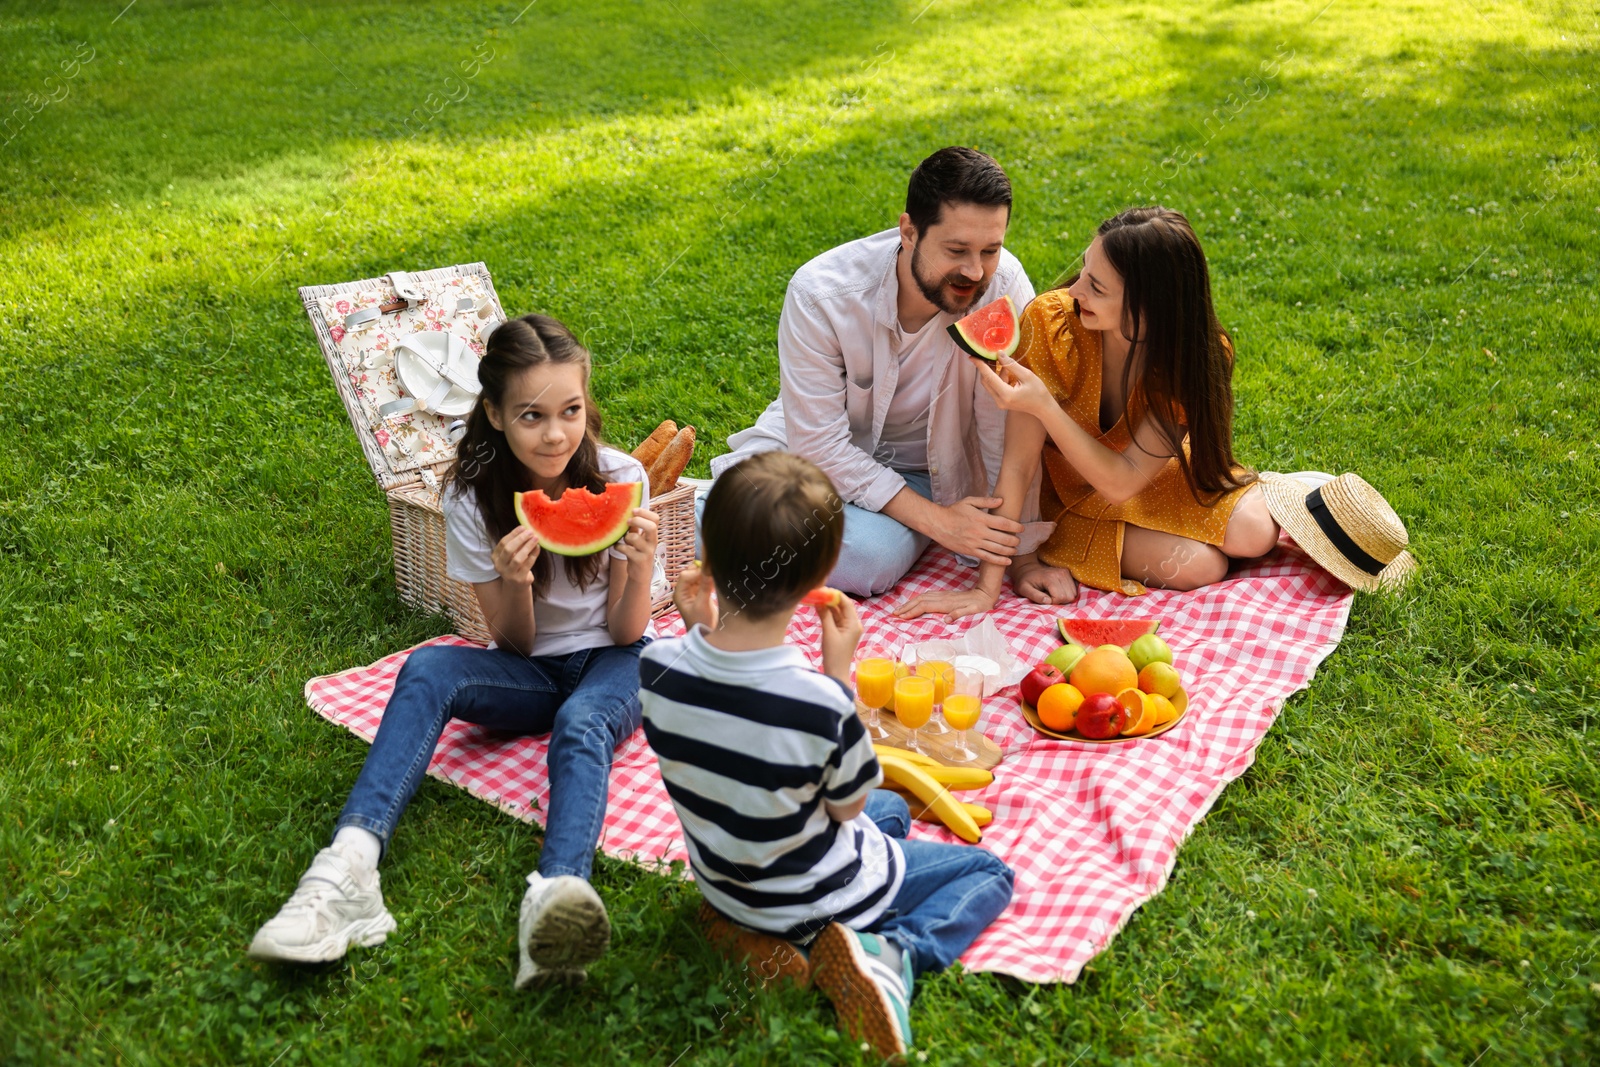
[{"x1": 1259, "y1": 472, "x2": 1417, "y2": 592}]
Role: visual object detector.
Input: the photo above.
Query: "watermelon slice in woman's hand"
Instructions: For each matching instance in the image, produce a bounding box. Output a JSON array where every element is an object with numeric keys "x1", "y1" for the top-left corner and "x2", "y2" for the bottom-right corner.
[{"x1": 948, "y1": 294, "x2": 1020, "y2": 361}]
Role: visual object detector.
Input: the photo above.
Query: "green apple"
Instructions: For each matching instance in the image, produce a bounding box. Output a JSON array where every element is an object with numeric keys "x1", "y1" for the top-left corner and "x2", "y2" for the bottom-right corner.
[
  {"x1": 1044, "y1": 642, "x2": 1087, "y2": 676},
  {"x1": 1128, "y1": 633, "x2": 1174, "y2": 672}
]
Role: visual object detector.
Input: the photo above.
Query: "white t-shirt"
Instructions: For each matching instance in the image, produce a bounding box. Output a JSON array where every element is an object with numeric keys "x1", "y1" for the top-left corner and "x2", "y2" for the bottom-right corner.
[
  {"x1": 443, "y1": 446, "x2": 652, "y2": 657},
  {"x1": 873, "y1": 314, "x2": 940, "y2": 472}
]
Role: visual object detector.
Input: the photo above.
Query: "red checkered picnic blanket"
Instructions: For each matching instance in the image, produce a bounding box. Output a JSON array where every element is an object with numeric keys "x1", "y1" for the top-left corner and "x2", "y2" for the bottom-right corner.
[{"x1": 305, "y1": 541, "x2": 1351, "y2": 983}]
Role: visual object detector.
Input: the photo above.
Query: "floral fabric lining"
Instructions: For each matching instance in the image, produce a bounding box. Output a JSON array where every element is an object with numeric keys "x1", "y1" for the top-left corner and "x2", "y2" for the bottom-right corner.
[{"x1": 318, "y1": 273, "x2": 499, "y2": 483}]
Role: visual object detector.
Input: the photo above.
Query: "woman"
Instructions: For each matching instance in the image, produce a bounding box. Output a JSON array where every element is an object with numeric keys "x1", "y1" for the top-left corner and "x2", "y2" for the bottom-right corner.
[
  {"x1": 898, "y1": 207, "x2": 1280, "y2": 621},
  {"x1": 249, "y1": 315, "x2": 658, "y2": 988}
]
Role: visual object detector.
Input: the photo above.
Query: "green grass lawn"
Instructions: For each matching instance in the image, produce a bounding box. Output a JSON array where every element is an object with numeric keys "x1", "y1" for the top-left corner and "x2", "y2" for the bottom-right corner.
[{"x1": 2, "y1": 0, "x2": 1597, "y2": 1062}]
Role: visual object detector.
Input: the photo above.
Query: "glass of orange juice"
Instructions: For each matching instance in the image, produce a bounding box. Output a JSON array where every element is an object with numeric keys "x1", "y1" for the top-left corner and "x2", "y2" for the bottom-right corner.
[
  {"x1": 942, "y1": 667, "x2": 984, "y2": 762},
  {"x1": 908, "y1": 650, "x2": 955, "y2": 735},
  {"x1": 892, "y1": 675, "x2": 935, "y2": 753},
  {"x1": 853, "y1": 645, "x2": 897, "y2": 741}
]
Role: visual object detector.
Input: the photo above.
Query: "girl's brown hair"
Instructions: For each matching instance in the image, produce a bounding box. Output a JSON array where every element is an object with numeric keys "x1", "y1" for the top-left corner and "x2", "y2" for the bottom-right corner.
[
  {"x1": 444, "y1": 314, "x2": 610, "y2": 597},
  {"x1": 1062, "y1": 206, "x2": 1254, "y2": 502}
]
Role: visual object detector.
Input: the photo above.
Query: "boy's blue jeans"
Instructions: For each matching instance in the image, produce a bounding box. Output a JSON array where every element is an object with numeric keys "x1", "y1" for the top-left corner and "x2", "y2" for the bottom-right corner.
[
  {"x1": 333, "y1": 639, "x2": 647, "y2": 880},
  {"x1": 859, "y1": 789, "x2": 1015, "y2": 976}
]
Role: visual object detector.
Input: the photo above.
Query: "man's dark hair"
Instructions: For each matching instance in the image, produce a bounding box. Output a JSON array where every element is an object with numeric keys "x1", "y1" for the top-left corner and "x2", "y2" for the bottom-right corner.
[{"x1": 904, "y1": 146, "x2": 1012, "y2": 236}]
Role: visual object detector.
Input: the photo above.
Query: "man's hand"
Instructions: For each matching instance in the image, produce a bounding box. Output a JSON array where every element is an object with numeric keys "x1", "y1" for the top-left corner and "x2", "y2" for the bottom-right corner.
[
  {"x1": 927, "y1": 496, "x2": 1023, "y2": 566},
  {"x1": 1010, "y1": 558, "x2": 1079, "y2": 605},
  {"x1": 816, "y1": 592, "x2": 864, "y2": 685},
  {"x1": 671, "y1": 561, "x2": 719, "y2": 632},
  {"x1": 893, "y1": 586, "x2": 998, "y2": 623}
]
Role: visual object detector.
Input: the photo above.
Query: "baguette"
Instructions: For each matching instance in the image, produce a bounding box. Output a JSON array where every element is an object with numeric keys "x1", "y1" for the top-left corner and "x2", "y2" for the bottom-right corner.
[
  {"x1": 648, "y1": 425, "x2": 695, "y2": 497},
  {"x1": 631, "y1": 419, "x2": 678, "y2": 467}
]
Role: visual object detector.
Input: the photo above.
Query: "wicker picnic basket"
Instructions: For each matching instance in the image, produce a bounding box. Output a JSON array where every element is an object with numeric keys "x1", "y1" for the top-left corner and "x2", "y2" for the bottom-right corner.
[{"x1": 300, "y1": 262, "x2": 696, "y2": 641}]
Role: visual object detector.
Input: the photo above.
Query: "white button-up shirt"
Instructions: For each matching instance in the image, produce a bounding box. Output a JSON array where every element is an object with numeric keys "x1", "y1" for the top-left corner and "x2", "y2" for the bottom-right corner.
[{"x1": 712, "y1": 228, "x2": 1053, "y2": 552}]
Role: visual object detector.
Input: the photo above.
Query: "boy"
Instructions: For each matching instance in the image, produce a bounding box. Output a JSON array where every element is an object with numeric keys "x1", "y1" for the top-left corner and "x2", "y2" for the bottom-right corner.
[{"x1": 638, "y1": 451, "x2": 1015, "y2": 1058}]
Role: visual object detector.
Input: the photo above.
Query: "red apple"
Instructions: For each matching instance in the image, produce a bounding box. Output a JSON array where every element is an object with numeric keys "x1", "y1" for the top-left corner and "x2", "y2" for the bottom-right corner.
[
  {"x1": 1075, "y1": 692, "x2": 1128, "y2": 739},
  {"x1": 1020, "y1": 663, "x2": 1065, "y2": 707}
]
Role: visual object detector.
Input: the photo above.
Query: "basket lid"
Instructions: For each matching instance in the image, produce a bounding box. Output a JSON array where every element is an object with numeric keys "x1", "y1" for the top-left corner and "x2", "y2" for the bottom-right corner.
[{"x1": 299, "y1": 263, "x2": 506, "y2": 491}]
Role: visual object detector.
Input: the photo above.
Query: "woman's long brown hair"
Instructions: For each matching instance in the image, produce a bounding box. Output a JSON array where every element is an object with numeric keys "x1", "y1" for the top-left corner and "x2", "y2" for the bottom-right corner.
[
  {"x1": 443, "y1": 314, "x2": 609, "y2": 597},
  {"x1": 1061, "y1": 206, "x2": 1254, "y2": 503}
]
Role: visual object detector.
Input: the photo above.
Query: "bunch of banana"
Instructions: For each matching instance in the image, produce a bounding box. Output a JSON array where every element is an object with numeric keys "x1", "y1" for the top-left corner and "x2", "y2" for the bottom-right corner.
[{"x1": 872, "y1": 744, "x2": 994, "y2": 844}]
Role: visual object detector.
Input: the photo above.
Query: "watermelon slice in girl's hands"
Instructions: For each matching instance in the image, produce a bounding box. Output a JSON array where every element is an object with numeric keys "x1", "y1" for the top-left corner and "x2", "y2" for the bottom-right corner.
[
  {"x1": 948, "y1": 294, "x2": 1020, "y2": 361},
  {"x1": 1058, "y1": 617, "x2": 1160, "y2": 648},
  {"x1": 801, "y1": 587, "x2": 842, "y2": 608},
  {"x1": 513, "y1": 481, "x2": 642, "y2": 557}
]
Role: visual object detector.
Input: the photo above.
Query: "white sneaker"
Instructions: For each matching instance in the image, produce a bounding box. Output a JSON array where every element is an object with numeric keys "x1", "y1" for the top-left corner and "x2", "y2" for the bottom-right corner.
[
  {"x1": 247, "y1": 843, "x2": 396, "y2": 963},
  {"x1": 514, "y1": 873, "x2": 610, "y2": 989}
]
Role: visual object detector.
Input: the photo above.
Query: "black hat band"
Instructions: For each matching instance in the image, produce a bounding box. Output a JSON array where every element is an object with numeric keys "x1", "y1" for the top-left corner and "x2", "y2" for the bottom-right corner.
[{"x1": 1306, "y1": 486, "x2": 1385, "y2": 576}]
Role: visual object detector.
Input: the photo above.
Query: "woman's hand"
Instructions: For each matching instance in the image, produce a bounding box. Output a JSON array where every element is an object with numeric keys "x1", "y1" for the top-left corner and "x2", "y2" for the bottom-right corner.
[
  {"x1": 973, "y1": 354, "x2": 1057, "y2": 420},
  {"x1": 1009, "y1": 558, "x2": 1079, "y2": 605},
  {"x1": 671, "y1": 561, "x2": 719, "y2": 632},
  {"x1": 616, "y1": 507, "x2": 658, "y2": 584},
  {"x1": 491, "y1": 525, "x2": 541, "y2": 586},
  {"x1": 892, "y1": 586, "x2": 998, "y2": 623},
  {"x1": 816, "y1": 592, "x2": 864, "y2": 685}
]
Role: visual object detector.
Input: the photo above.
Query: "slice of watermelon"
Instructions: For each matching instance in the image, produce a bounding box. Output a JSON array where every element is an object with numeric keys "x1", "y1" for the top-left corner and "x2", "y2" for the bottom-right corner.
[
  {"x1": 1058, "y1": 617, "x2": 1161, "y2": 648},
  {"x1": 513, "y1": 481, "x2": 642, "y2": 557},
  {"x1": 947, "y1": 294, "x2": 1020, "y2": 362},
  {"x1": 801, "y1": 587, "x2": 841, "y2": 608}
]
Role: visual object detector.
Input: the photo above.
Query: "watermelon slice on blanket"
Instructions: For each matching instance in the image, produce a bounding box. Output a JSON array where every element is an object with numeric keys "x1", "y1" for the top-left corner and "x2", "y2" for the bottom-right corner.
[
  {"x1": 513, "y1": 481, "x2": 642, "y2": 557},
  {"x1": 948, "y1": 294, "x2": 1020, "y2": 361},
  {"x1": 1058, "y1": 617, "x2": 1161, "y2": 648}
]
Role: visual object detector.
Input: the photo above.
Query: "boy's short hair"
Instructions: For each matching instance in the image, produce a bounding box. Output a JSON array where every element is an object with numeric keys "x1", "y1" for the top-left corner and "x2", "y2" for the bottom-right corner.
[{"x1": 701, "y1": 452, "x2": 844, "y2": 619}]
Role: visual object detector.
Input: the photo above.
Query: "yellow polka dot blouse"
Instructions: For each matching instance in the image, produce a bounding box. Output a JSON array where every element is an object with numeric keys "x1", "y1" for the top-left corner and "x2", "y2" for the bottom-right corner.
[{"x1": 1017, "y1": 291, "x2": 1252, "y2": 597}]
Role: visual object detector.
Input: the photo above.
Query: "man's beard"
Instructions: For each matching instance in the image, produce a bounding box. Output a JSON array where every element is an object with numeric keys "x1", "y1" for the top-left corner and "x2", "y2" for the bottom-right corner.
[{"x1": 909, "y1": 242, "x2": 988, "y2": 316}]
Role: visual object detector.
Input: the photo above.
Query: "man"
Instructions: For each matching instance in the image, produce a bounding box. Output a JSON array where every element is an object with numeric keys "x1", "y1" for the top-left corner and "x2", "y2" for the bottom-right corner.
[{"x1": 707, "y1": 146, "x2": 1058, "y2": 597}]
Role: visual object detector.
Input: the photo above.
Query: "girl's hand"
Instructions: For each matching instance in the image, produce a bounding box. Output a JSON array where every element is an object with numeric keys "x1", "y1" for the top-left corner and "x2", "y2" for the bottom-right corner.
[
  {"x1": 616, "y1": 507, "x2": 658, "y2": 582},
  {"x1": 671, "y1": 561, "x2": 719, "y2": 632},
  {"x1": 973, "y1": 354, "x2": 1056, "y2": 420},
  {"x1": 491, "y1": 525, "x2": 541, "y2": 586},
  {"x1": 816, "y1": 593, "x2": 864, "y2": 684},
  {"x1": 892, "y1": 586, "x2": 997, "y2": 623},
  {"x1": 1010, "y1": 559, "x2": 1079, "y2": 605}
]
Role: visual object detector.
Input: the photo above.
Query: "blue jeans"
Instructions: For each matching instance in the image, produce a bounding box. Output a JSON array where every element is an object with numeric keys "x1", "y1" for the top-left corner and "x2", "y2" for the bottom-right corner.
[
  {"x1": 860, "y1": 789, "x2": 1015, "y2": 976},
  {"x1": 695, "y1": 470, "x2": 933, "y2": 599},
  {"x1": 333, "y1": 639, "x2": 648, "y2": 880}
]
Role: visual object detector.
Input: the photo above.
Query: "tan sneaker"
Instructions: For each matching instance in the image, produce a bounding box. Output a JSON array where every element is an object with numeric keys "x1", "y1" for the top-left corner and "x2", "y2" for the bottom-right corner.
[{"x1": 696, "y1": 901, "x2": 811, "y2": 988}]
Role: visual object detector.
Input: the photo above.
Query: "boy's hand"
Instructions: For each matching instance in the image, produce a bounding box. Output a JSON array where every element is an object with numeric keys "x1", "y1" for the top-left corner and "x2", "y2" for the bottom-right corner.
[
  {"x1": 671, "y1": 561, "x2": 718, "y2": 632},
  {"x1": 491, "y1": 526, "x2": 541, "y2": 587},
  {"x1": 816, "y1": 592, "x2": 863, "y2": 684},
  {"x1": 616, "y1": 507, "x2": 659, "y2": 583}
]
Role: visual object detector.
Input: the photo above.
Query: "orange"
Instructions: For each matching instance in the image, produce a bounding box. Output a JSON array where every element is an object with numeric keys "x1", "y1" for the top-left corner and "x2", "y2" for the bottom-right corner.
[
  {"x1": 1069, "y1": 648, "x2": 1138, "y2": 697},
  {"x1": 1146, "y1": 693, "x2": 1178, "y2": 727},
  {"x1": 1036, "y1": 683, "x2": 1084, "y2": 732},
  {"x1": 1116, "y1": 688, "x2": 1158, "y2": 735},
  {"x1": 1137, "y1": 661, "x2": 1182, "y2": 699}
]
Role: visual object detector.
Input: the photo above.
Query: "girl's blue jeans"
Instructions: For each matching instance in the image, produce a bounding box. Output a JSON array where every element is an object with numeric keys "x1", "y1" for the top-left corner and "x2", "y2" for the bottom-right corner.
[
  {"x1": 333, "y1": 638, "x2": 648, "y2": 880},
  {"x1": 860, "y1": 789, "x2": 1015, "y2": 976}
]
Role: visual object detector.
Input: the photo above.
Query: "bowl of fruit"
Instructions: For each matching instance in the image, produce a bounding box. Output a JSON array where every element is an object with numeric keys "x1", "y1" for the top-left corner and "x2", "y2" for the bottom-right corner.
[{"x1": 1018, "y1": 618, "x2": 1189, "y2": 743}]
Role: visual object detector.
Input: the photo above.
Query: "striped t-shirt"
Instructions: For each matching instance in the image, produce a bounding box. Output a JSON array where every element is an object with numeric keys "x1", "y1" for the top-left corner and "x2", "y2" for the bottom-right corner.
[{"x1": 638, "y1": 626, "x2": 904, "y2": 940}]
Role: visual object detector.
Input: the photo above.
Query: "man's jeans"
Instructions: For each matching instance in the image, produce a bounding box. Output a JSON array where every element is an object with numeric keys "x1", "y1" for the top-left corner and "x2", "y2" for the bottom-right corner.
[
  {"x1": 860, "y1": 789, "x2": 1015, "y2": 976},
  {"x1": 695, "y1": 470, "x2": 933, "y2": 599},
  {"x1": 333, "y1": 640, "x2": 647, "y2": 880}
]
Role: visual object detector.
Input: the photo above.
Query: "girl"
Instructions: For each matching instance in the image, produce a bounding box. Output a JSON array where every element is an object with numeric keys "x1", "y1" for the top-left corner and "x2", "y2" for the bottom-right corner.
[
  {"x1": 250, "y1": 314, "x2": 659, "y2": 988},
  {"x1": 899, "y1": 207, "x2": 1280, "y2": 620}
]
